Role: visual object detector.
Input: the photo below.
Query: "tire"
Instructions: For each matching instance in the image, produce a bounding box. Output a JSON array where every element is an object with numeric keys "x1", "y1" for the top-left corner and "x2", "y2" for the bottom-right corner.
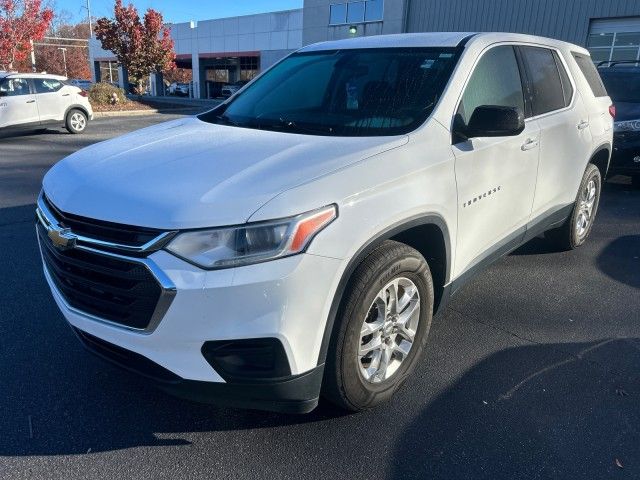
[
  {"x1": 65, "y1": 109, "x2": 88, "y2": 134},
  {"x1": 545, "y1": 163, "x2": 601, "y2": 251},
  {"x1": 322, "y1": 240, "x2": 434, "y2": 412}
]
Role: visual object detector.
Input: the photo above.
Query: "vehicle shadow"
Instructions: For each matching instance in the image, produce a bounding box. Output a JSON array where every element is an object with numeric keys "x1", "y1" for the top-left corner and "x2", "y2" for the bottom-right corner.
[
  {"x1": 596, "y1": 235, "x2": 640, "y2": 289},
  {"x1": 0, "y1": 127, "x2": 69, "y2": 140},
  {"x1": 389, "y1": 338, "x2": 640, "y2": 479},
  {"x1": 0, "y1": 209, "x2": 350, "y2": 458},
  {"x1": 0, "y1": 203, "x2": 36, "y2": 226}
]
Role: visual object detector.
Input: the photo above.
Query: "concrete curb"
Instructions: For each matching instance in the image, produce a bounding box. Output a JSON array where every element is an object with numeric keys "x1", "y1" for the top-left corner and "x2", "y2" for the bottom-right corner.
[{"x1": 93, "y1": 109, "x2": 159, "y2": 118}]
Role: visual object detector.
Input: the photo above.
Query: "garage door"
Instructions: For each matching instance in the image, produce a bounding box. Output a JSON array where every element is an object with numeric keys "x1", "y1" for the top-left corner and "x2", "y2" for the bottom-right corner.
[{"x1": 587, "y1": 17, "x2": 640, "y2": 65}]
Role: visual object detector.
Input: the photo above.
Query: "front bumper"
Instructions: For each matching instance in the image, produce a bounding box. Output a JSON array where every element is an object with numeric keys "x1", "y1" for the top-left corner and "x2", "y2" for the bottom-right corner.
[
  {"x1": 39, "y1": 226, "x2": 343, "y2": 413},
  {"x1": 72, "y1": 326, "x2": 324, "y2": 413}
]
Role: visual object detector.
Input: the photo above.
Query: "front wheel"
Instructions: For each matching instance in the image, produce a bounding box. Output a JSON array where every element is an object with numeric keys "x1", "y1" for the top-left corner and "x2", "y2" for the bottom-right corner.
[
  {"x1": 545, "y1": 163, "x2": 601, "y2": 250},
  {"x1": 323, "y1": 240, "x2": 434, "y2": 412},
  {"x1": 65, "y1": 109, "x2": 88, "y2": 134}
]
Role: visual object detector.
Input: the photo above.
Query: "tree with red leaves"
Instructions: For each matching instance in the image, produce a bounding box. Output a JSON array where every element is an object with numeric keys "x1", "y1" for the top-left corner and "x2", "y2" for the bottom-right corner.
[
  {"x1": 14, "y1": 22, "x2": 92, "y2": 79},
  {"x1": 0, "y1": 0, "x2": 54, "y2": 70},
  {"x1": 95, "y1": 0, "x2": 175, "y2": 94}
]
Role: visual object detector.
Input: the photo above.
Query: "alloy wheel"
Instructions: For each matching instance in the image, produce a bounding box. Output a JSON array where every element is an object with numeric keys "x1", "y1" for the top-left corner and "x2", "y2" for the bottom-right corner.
[
  {"x1": 575, "y1": 178, "x2": 597, "y2": 238},
  {"x1": 358, "y1": 277, "x2": 420, "y2": 383},
  {"x1": 70, "y1": 112, "x2": 86, "y2": 131}
]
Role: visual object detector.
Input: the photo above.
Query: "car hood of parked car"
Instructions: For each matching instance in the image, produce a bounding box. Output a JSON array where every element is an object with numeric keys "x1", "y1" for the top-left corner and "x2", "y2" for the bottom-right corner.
[{"x1": 43, "y1": 116, "x2": 408, "y2": 229}]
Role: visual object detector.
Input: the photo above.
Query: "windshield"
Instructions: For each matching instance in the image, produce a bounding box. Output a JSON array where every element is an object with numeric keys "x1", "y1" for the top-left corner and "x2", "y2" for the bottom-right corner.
[
  {"x1": 600, "y1": 71, "x2": 640, "y2": 103},
  {"x1": 199, "y1": 48, "x2": 460, "y2": 136}
]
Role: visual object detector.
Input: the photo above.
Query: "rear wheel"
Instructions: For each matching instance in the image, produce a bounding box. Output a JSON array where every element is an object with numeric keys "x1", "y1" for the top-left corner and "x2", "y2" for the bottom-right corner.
[
  {"x1": 65, "y1": 109, "x2": 87, "y2": 134},
  {"x1": 323, "y1": 240, "x2": 434, "y2": 411},
  {"x1": 545, "y1": 163, "x2": 601, "y2": 250}
]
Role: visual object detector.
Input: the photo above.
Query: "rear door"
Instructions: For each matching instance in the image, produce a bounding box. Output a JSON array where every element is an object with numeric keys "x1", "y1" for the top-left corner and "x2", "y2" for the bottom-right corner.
[
  {"x1": 572, "y1": 53, "x2": 614, "y2": 147},
  {"x1": 518, "y1": 47, "x2": 594, "y2": 218},
  {"x1": 0, "y1": 77, "x2": 39, "y2": 127},
  {"x1": 32, "y1": 78, "x2": 70, "y2": 122},
  {"x1": 452, "y1": 45, "x2": 541, "y2": 276}
]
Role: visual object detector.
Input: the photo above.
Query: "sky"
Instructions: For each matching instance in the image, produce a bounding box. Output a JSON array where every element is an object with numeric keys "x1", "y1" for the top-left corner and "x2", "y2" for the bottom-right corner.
[{"x1": 55, "y1": 0, "x2": 303, "y2": 24}]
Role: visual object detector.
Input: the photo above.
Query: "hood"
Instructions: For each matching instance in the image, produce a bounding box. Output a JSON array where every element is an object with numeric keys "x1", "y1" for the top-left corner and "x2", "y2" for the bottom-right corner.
[
  {"x1": 43, "y1": 117, "x2": 407, "y2": 229},
  {"x1": 613, "y1": 101, "x2": 640, "y2": 122}
]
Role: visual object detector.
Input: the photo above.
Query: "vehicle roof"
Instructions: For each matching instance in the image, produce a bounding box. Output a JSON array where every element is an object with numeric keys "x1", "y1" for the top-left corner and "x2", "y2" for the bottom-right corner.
[
  {"x1": 299, "y1": 32, "x2": 586, "y2": 53},
  {"x1": 0, "y1": 71, "x2": 67, "y2": 81}
]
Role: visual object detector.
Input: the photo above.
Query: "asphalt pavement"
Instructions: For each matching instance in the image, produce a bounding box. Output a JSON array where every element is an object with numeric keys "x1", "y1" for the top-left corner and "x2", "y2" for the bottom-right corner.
[{"x1": 0, "y1": 113, "x2": 639, "y2": 479}]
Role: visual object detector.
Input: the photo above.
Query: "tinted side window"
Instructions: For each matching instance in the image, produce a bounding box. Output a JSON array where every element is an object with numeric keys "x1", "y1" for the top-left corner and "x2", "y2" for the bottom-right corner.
[
  {"x1": 457, "y1": 46, "x2": 524, "y2": 124},
  {"x1": 572, "y1": 52, "x2": 608, "y2": 98},
  {"x1": 554, "y1": 52, "x2": 573, "y2": 107},
  {"x1": 33, "y1": 79, "x2": 63, "y2": 93},
  {"x1": 0, "y1": 78, "x2": 30, "y2": 96},
  {"x1": 520, "y1": 46, "x2": 565, "y2": 115}
]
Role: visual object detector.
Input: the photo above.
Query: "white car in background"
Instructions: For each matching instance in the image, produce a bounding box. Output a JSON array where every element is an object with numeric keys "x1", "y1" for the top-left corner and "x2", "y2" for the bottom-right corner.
[
  {"x1": 168, "y1": 82, "x2": 190, "y2": 96},
  {"x1": 221, "y1": 80, "x2": 249, "y2": 98},
  {"x1": 0, "y1": 72, "x2": 93, "y2": 134}
]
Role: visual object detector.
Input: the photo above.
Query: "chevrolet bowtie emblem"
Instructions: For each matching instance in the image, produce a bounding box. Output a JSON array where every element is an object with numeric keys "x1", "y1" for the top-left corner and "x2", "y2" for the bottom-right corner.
[{"x1": 48, "y1": 226, "x2": 76, "y2": 250}]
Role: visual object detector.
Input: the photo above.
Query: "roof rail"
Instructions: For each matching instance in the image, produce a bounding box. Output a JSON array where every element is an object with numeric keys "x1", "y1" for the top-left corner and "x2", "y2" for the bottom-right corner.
[{"x1": 597, "y1": 60, "x2": 640, "y2": 68}]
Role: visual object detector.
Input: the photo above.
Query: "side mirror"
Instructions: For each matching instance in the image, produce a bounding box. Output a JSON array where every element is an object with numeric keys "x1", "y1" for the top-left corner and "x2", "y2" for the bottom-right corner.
[{"x1": 458, "y1": 105, "x2": 525, "y2": 140}]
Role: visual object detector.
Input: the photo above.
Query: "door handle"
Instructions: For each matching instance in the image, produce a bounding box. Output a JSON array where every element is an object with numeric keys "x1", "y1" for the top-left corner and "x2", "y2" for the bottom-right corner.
[
  {"x1": 521, "y1": 138, "x2": 539, "y2": 151},
  {"x1": 62, "y1": 93, "x2": 70, "y2": 97},
  {"x1": 26, "y1": 99, "x2": 35, "y2": 103},
  {"x1": 577, "y1": 120, "x2": 590, "y2": 130}
]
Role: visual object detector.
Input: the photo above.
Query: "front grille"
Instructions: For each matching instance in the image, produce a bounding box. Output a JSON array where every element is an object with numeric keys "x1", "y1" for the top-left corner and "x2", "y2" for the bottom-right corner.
[
  {"x1": 43, "y1": 194, "x2": 165, "y2": 248},
  {"x1": 38, "y1": 223, "x2": 163, "y2": 330}
]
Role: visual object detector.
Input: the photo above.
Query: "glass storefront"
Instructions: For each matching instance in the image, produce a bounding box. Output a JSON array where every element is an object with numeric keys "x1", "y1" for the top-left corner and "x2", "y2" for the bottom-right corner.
[{"x1": 204, "y1": 55, "x2": 260, "y2": 98}]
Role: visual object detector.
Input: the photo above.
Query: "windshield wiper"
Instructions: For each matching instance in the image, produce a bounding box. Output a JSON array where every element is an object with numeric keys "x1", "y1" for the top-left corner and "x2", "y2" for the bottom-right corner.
[{"x1": 259, "y1": 117, "x2": 334, "y2": 136}]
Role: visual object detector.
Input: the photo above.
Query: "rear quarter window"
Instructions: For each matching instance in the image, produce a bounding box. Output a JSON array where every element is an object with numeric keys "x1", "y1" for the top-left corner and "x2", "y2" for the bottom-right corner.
[{"x1": 571, "y1": 53, "x2": 608, "y2": 98}]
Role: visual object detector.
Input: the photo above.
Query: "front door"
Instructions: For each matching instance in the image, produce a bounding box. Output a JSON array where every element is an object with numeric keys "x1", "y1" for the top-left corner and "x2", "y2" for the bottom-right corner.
[
  {"x1": 0, "y1": 78, "x2": 39, "y2": 128},
  {"x1": 32, "y1": 78, "x2": 69, "y2": 122},
  {"x1": 452, "y1": 45, "x2": 540, "y2": 278}
]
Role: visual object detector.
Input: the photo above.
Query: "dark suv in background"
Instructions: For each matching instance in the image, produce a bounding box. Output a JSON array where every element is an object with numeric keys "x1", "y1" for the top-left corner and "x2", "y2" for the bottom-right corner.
[{"x1": 598, "y1": 61, "x2": 640, "y2": 187}]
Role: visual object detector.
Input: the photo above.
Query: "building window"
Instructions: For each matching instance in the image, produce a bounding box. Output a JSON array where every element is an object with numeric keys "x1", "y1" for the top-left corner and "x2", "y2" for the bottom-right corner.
[
  {"x1": 329, "y1": 0, "x2": 383, "y2": 25},
  {"x1": 240, "y1": 56, "x2": 259, "y2": 81},
  {"x1": 587, "y1": 31, "x2": 640, "y2": 65},
  {"x1": 98, "y1": 61, "x2": 120, "y2": 84},
  {"x1": 346, "y1": 1, "x2": 365, "y2": 23},
  {"x1": 365, "y1": 0, "x2": 383, "y2": 22},
  {"x1": 330, "y1": 4, "x2": 347, "y2": 25}
]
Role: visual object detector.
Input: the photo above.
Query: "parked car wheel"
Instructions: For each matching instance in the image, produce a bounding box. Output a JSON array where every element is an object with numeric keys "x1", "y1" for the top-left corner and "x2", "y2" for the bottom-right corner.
[
  {"x1": 65, "y1": 109, "x2": 88, "y2": 134},
  {"x1": 323, "y1": 240, "x2": 434, "y2": 411},
  {"x1": 546, "y1": 163, "x2": 601, "y2": 250}
]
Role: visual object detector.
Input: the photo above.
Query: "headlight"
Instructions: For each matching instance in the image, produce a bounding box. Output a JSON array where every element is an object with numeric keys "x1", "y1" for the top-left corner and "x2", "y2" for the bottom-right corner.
[
  {"x1": 614, "y1": 119, "x2": 640, "y2": 132},
  {"x1": 166, "y1": 205, "x2": 337, "y2": 269}
]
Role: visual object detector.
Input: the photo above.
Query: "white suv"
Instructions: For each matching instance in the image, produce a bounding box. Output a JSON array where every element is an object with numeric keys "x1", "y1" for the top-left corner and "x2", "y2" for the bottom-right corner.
[
  {"x1": 0, "y1": 72, "x2": 93, "y2": 133},
  {"x1": 36, "y1": 33, "x2": 613, "y2": 413}
]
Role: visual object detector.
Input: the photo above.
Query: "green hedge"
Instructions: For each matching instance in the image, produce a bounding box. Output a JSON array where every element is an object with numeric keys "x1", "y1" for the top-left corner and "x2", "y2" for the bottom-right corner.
[{"x1": 88, "y1": 82, "x2": 127, "y2": 105}]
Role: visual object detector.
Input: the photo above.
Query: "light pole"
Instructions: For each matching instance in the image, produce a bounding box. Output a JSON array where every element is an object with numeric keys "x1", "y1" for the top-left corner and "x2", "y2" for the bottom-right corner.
[{"x1": 58, "y1": 48, "x2": 68, "y2": 77}]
